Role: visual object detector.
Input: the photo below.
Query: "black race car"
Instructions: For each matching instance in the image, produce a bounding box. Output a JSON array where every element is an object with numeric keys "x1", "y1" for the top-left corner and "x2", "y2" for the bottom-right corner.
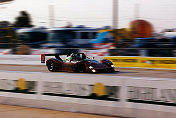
[{"x1": 41, "y1": 53, "x2": 115, "y2": 73}]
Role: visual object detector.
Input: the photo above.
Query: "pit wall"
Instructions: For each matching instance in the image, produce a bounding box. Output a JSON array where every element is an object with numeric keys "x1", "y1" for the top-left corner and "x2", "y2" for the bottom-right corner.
[
  {"x1": 0, "y1": 71, "x2": 176, "y2": 118},
  {"x1": 1, "y1": 55, "x2": 176, "y2": 70},
  {"x1": 104, "y1": 56, "x2": 176, "y2": 70}
]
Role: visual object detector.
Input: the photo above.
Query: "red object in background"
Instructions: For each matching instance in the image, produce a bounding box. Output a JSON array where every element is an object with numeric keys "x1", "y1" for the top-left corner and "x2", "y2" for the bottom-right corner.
[
  {"x1": 129, "y1": 20, "x2": 153, "y2": 38},
  {"x1": 41, "y1": 54, "x2": 45, "y2": 63},
  {"x1": 93, "y1": 43, "x2": 115, "y2": 49}
]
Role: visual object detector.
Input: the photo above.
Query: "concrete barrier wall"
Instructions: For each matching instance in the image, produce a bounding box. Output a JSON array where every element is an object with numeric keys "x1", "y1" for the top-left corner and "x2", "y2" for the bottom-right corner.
[
  {"x1": 0, "y1": 71, "x2": 176, "y2": 118},
  {"x1": 0, "y1": 55, "x2": 42, "y2": 65}
]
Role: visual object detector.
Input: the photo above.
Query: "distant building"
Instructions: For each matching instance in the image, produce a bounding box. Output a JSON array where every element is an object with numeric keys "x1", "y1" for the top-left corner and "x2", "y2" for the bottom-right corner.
[
  {"x1": 0, "y1": 0, "x2": 13, "y2": 4},
  {"x1": 0, "y1": 21, "x2": 11, "y2": 28}
]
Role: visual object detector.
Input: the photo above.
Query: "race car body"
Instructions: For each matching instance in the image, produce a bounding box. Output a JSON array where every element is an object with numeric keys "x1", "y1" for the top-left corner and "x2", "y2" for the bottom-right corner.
[{"x1": 41, "y1": 53, "x2": 115, "y2": 73}]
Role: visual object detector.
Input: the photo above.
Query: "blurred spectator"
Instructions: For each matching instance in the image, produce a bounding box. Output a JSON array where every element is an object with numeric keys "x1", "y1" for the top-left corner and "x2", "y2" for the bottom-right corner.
[{"x1": 15, "y1": 41, "x2": 31, "y2": 55}]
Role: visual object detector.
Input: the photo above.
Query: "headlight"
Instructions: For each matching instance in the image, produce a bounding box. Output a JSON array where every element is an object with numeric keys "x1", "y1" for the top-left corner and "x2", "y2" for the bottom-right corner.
[
  {"x1": 111, "y1": 65, "x2": 115, "y2": 67},
  {"x1": 92, "y1": 70, "x2": 96, "y2": 73},
  {"x1": 89, "y1": 66, "x2": 93, "y2": 69}
]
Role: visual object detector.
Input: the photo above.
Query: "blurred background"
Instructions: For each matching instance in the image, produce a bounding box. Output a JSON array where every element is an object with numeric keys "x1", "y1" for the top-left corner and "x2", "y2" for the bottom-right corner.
[
  {"x1": 0, "y1": 1, "x2": 176, "y2": 118},
  {"x1": 0, "y1": 0, "x2": 176, "y2": 56}
]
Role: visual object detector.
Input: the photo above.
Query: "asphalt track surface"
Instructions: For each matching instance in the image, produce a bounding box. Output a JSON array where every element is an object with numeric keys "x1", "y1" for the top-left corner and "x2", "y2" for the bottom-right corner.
[
  {"x1": 0, "y1": 64, "x2": 175, "y2": 118},
  {"x1": 0, "y1": 64, "x2": 126, "y2": 118},
  {"x1": 0, "y1": 104, "x2": 118, "y2": 118},
  {"x1": 0, "y1": 64, "x2": 175, "y2": 78}
]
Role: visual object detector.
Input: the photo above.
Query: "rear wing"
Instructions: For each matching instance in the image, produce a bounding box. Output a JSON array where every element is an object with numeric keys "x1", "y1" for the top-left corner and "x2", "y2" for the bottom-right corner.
[
  {"x1": 41, "y1": 53, "x2": 87, "y2": 63},
  {"x1": 41, "y1": 53, "x2": 72, "y2": 63},
  {"x1": 41, "y1": 54, "x2": 57, "y2": 63}
]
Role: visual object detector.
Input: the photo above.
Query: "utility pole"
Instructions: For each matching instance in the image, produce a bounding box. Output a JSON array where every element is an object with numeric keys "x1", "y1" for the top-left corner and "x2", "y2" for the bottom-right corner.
[
  {"x1": 134, "y1": 3, "x2": 140, "y2": 20},
  {"x1": 49, "y1": 5, "x2": 55, "y2": 28},
  {"x1": 112, "y1": 0, "x2": 118, "y2": 41}
]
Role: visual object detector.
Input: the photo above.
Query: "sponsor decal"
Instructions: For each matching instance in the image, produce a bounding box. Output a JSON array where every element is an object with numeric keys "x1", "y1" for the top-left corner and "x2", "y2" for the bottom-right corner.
[
  {"x1": 104, "y1": 57, "x2": 140, "y2": 68},
  {"x1": 93, "y1": 83, "x2": 106, "y2": 96},
  {"x1": 140, "y1": 58, "x2": 176, "y2": 69},
  {"x1": 141, "y1": 60, "x2": 152, "y2": 64},
  {"x1": 0, "y1": 78, "x2": 37, "y2": 94},
  {"x1": 127, "y1": 86, "x2": 176, "y2": 106},
  {"x1": 43, "y1": 82, "x2": 120, "y2": 101},
  {"x1": 141, "y1": 60, "x2": 176, "y2": 64},
  {"x1": 110, "y1": 59, "x2": 138, "y2": 63},
  {"x1": 104, "y1": 57, "x2": 176, "y2": 69}
]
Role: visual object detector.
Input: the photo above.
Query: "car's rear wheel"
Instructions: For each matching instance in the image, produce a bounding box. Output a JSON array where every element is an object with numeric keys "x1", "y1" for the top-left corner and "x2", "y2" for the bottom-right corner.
[
  {"x1": 47, "y1": 61, "x2": 56, "y2": 72},
  {"x1": 109, "y1": 68, "x2": 115, "y2": 72}
]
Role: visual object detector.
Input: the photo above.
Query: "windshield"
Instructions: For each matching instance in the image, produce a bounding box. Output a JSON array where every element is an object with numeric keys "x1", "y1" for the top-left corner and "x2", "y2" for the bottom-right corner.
[
  {"x1": 18, "y1": 32, "x2": 47, "y2": 43},
  {"x1": 48, "y1": 30, "x2": 76, "y2": 42},
  {"x1": 135, "y1": 39, "x2": 146, "y2": 44}
]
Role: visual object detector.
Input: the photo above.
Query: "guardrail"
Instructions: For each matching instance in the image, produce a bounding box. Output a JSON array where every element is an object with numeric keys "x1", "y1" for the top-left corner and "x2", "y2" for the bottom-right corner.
[
  {"x1": 104, "y1": 56, "x2": 176, "y2": 70},
  {"x1": 0, "y1": 55, "x2": 42, "y2": 65},
  {"x1": 0, "y1": 71, "x2": 176, "y2": 118}
]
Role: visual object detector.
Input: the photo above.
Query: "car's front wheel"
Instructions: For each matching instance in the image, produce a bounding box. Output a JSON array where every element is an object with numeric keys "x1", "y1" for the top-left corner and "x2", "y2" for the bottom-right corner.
[{"x1": 75, "y1": 62, "x2": 85, "y2": 73}]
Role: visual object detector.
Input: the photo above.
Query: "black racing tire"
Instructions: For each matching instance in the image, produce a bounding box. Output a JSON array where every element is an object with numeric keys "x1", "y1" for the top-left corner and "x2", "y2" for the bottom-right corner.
[
  {"x1": 47, "y1": 60, "x2": 56, "y2": 72},
  {"x1": 109, "y1": 68, "x2": 115, "y2": 72},
  {"x1": 75, "y1": 62, "x2": 85, "y2": 73}
]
